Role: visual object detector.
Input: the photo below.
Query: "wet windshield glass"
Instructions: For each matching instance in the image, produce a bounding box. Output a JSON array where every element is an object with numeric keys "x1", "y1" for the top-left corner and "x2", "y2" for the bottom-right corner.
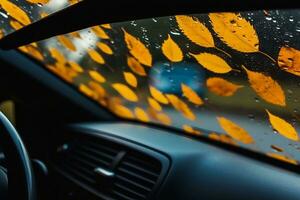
[{"x1": 1, "y1": 2, "x2": 300, "y2": 165}]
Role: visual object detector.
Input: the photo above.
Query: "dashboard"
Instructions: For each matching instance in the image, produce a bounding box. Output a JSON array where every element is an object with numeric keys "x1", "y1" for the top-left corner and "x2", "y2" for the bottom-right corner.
[{"x1": 50, "y1": 122, "x2": 300, "y2": 200}]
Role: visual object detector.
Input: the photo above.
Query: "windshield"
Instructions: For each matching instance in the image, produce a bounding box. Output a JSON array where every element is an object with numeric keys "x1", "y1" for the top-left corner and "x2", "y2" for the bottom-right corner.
[{"x1": 1, "y1": 2, "x2": 300, "y2": 165}]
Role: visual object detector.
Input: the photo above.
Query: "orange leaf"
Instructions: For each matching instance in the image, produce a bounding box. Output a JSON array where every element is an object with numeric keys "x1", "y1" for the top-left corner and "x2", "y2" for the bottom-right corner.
[
  {"x1": 190, "y1": 53, "x2": 232, "y2": 73},
  {"x1": 0, "y1": 0, "x2": 31, "y2": 25},
  {"x1": 89, "y1": 70, "x2": 106, "y2": 83},
  {"x1": 123, "y1": 30, "x2": 152, "y2": 66},
  {"x1": 69, "y1": 31, "x2": 81, "y2": 39},
  {"x1": 57, "y1": 35, "x2": 76, "y2": 51},
  {"x1": 217, "y1": 117, "x2": 254, "y2": 144},
  {"x1": 0, "y1": 29, "x2": 4, "y2": 39},
  {"x1": 79, "y1": 84, "x2": 96, "y2": 98},
  {"x1": 147, "y1": 97, "x2": 162, "y2": 111},
  {"x1": 26, "y1": 0, "x2": 49, "y2": 4},
  {"x1": 181, "y1": 83, "x2": 204, "y2": 105},
  {"x1": 88, "y1": 50, "x2": 105, "y2": 64},
  {"x1": 149, "y1": 86, "x2": 169, "y2": 104},
  {"x1": 101, "y1": 24, "x2": 112, "y2": 29},
  {"x1": 182, "y1": 125, "x2": 201, "y2": 135},
  {"x1": 243, "y1": 66, "x2": 286, "y2": 106},
  {"x1": 97, "y1": 42, "x2": 113, "y2": 55},
  {"x1": 148, "y1": 109, "x2": 172, "y2": 125},
  {"x1": 91, "y1": 26, "x2": 109, "y2": 39},
  {"x1": 127, "y1": 56, "x2": 147, "y2": 76},
  {"x1": 88, "y1": 81, "x2": 106, "y2": 99},
  {"x1": 267, "y1": 153, "x2": 297, "y2": 165},
  {"x1": 208, "y1": 132, "x2": 237, "y2": 145},
  {"x1": 161, "y1": 34, "x2": 183, "y2": 62},
  {"x1": 68, "y1": 61, "x2": 83, "y2": 73},
  {"x1": 166, "y1": 94, "x2": 196, "y2": 121},
  {"x1": 25, "y1": 46, "x2": 44, "y2": 61},
  {"x1": 112, "y1": 83, "x2": 138, "y2": 102},
  {"x1": 10, "y1": 20, "x2": 23, "y2": 30},
  {"x1": 266, "y1": 110, "x2": 298, "y2": 141},
  {"x1": 176, "y1": 15, "x2": 214, "y2": 48},
  {"x1": 134, "y1": 107, "x2": 150, "y2": 122},
  {"x1": 206, "y1": 77, "x2": 243, "y2": 96},
  {"x1": 112, "y1": 104, "x2": 134, "y2": 119},
  {"x1": 49, "y1": 48, "x2": 66, "y2": 64},
  {"x1": 278, "y1": 46, "x2": 300, "y2": 76},
  {"x1": 209, "y1": 13, "x2": 259, "y2": 53},
  {"x1": 123, "y1": 72, "x2": 137, "y2": 88}
]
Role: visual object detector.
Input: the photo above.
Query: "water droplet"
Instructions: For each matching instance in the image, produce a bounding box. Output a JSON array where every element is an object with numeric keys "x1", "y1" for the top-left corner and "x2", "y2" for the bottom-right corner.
[
  {"x1": 265, "y1": 17, "x2": 272, "y2": 21},
  {"x1": 0, "y1": 11, "x2": 8, "y2": 18},
  {"x1": 248, "y1": 114, "x2": 255, "y2": 120},
  {"x1": 170, "y1": 31, "x2": 180, "y2": 36},
  {"x1": 289, "y1": 18, "x2": 294, "y2": 22},
  {"x1": 254, "y1": 97, "x2": 260, "y2": 103}
]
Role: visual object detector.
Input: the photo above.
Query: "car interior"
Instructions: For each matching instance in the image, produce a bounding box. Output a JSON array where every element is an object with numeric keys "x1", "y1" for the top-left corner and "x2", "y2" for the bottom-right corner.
[{"x1": 0, "y1": 1, "x2": 300, "y2": 200}]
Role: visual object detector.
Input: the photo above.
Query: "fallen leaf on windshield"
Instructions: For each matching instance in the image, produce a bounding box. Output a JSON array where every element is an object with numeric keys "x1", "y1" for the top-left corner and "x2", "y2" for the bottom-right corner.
[
  {"x1": 217, "y1": 117, "x2": 254, "y2": 144},
  {"x1": 124, "y1": 72, "x2": 137, "y2": 88},
  {"x1": 181, "y1": 84, "x2": 204, "y2": 105},
  {"x1": 149, "y1": 86, "x2": 169, "y2": 104},
  {"x1": 161, "y1": 34, "x2": 183, "y2": 62},
  {"x1": 190, "y1": 53, "x2": 232, "y2": 73},
  {"x1": 68, "y1": 61, "x2": 83, "y2": 73},
  {"x1": 57, "y1": 35, "x2": 76, "y2": 51},
  {"x1": 0, "y1": 0, "x2": 31, "y2": 25},
  {"x1": 69, "y1": 31, "x2": 81, "y2": 39},
  {"x1": 10, "y1": 20, "x2": 23, "y2": 30},
  {"x1": 148, "y1": 108, "x2": 172, "y2": 125},
  {"x1": 123, "y1": 30, "x2": 152, "y2": 66},
  {"x1": 147, "y1": 97, "x2": 162, "y2": 111},
  {"x1": 88, "y1": 81, "x2": 106, "y2": 99},
  {"x1": 208, "y1": 132, "x2": 237, "y2": 145},
  {"x1": 88, "y1": 50, "x2": 105, "y2": 64},
  {"x1": 91, "y1": 26, "x2": 109, "y2": 39},
  {"x1": 68, "y1": 0, "x2": 80, "y2": 5},
  {"x1": 166, "y1": 94, "x2": 196, "y2": 121},
  {"x1": 112, "y1": 83, "x2": 138, "y2": 102},
  {"x1": 112, "y1": 104, "x2": 134, "y2": 119},
  {"x1": 89, "y1": 70, "x2": 106, "y2": 83},
  {"x1": 101, "y1": 24, "x2": 112, "y2": 29},
  {"x1": 26, "y1": 46, "x2": 44, "y2": 61},
  {"x1": 134, "y1": 107, "x2": 150, "y2": 122},
  {"x1": 176, "y1": 15, "x2": 214, "y2": 48},
  {"x1": 97, "y1": 42, "x2": 113, "y2": 55},
  {"x1": 266, "y1": 110, "x2": 298, "y2": 141},
  {"x1": 127, "y1": 56, "x2": 147, "y2": 76},
  {"x1": 267, "y1": 153, "x2": 297, "y2": 165},
  {"x1": 209, "y1": 13, "x2": 259, "y2": 53},
  {"x1": 206, "y1": 77, "x2": 243, "y2": 96},
  {"x1": 182, "y1": 125, "x2": 201, "y2": 135},
  {"x1": 243, "y1": 66, "x2": 286, "y2": 106},
  {"x1": 79, "y1": 84, "x2": 95, "y2": 98},
  {"x1": 278, "y1": 46, "x2": 300, "y2": 76},
  {"x1": 49, "y1": 48, "x2": 66, "y2": 64},
  {"x1": 26, "y1": 0, "x2": 49, "y2": 4}
]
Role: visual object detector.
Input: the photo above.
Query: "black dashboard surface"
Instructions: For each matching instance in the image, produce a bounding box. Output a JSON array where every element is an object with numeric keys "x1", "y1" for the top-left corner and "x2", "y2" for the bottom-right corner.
[{"x1": 65, "y1": 122, "x2": 300, "y2": 200}]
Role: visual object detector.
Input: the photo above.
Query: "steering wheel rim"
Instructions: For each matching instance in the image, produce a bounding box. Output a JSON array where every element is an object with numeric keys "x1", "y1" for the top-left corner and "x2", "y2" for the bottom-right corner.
[{"x1": 0, "y1": 112, "x2": 36, "y2": 200}]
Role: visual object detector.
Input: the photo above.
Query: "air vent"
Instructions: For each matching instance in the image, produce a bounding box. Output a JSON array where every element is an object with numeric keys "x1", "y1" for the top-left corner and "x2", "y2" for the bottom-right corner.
[
  {"x1": 53, "y1": 132, "x2": 168, "y2": 200},
  {"x1": 113, "y1": 151, "x2": 162, "y2": 200}
]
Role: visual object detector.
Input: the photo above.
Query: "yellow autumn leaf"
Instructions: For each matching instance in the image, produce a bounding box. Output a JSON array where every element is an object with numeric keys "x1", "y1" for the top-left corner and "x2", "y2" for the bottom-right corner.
[
  {"x1": 49, "y1": 48, "x2": 66, "y2": 64},
  {"x1": 88, "y1": 50, "x2": 105, "y2": 64},
  {"x1": 68, "y1": 0, "x2": 80, "y2": 5},
  {"x1": 182, "y1": 125, "x2": 201, "y2": 135},
  {"x1": 166, "y1": 94, "x2": 196, "y2": 121},
  {"x1": 208, "y1": 132, "x2": 237, "y2": 145},
  {"x1": 0, "y1": 0, "x2": 31, "y2": 25},
  {"x1": 112, "y1": 83, "x2": 138, "y2": 102},
  {"x1": 243, "y1": 66, "x2": 286, "y2": 106},
  {"x1": 123, "y1": 72, "x2": 137, "y2": 88},
  {"x1": 209, "y1": 13, "x2": 259, "y2": 53},
  {"x1": 79, "y1": 84, "x2": 95, "y2": 98},
  {"x1": 101, "y1": 24, "x2": 112, "y2": 29},
  {"x1": 148, "y1": 108, "x2": 172, "y2": 125},
  {"x1": 89, "y1": 70, "x2": 106, "y2": 83},
  {"x1": 161, "y1": 34, "x2": 183, "y2": 62},
  {"x1": 88, "y1": 81, "x2": 106, "y2": 99},
  {"x1": 176, "y1": 15, "x2": 214, "y2": 48},
  {"x1": 149, "y1": 86, "x2": 169, "y2": 104},
  {"x1": 217, "y1": 117, "x2": 254, "y2": 144},
  {"x1": 190, "y1": 53, "x2": 232, "y2": 73},
  {"x1": 68, "y1": 61, "x2": 83, "y2": 73},
  {"x1": 57, "y1": 35, "x2": 76, "y2": 51},
  {"x1": 267, "y1": 153, "x2": 297, "y2": 165},
  {"x1": 127, "y1": 56, "x2": 147, "y2": 76},
  {"x1": 266, "y1": 110, "x2": 298, "y2": 141},
  {"x1": 69, "y1": 31, "x2": 81, "y2": 39},
  {"x1": 278, "y1": 46, "x2": 300, "y2": 76},
  {"x1": 26, "y1": 0, "x2": 49, "y2": 4},
  {"x1": 112, "y1": 104, "x2": 134, "y2": 119},
  {"x1": 25, "y1": 46, "x2": 44, "y2": 61},
  {"x1": 206, "y1": 77, "x2": 243, "y2": 96},
  {"x1": 123, "y1": 30, "x2": 152, "y2": 66},
  {"x1": 134, "y1": 107, "x2": 150, "y2": 122},
  {"x1": 10, "y1": 20, "x2": 23, "y2": 30},
  {"x1": 91, "y1": 26, "x2": 109, "y2": 39},
  {"x1": 147, "y1": 97, "x2": 162, "y2": 111},
  {"x1": 181, "y1": 83, "x2": 204, "y2": 105},
  {"x1": 97, "y1": 42, "x2": 113, "y2": 55}
]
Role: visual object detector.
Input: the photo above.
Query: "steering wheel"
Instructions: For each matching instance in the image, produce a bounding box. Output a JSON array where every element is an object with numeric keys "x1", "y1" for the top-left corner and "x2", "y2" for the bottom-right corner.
[{"x1": 0, "y1": 112, "x2": 36, "y2": 200}]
